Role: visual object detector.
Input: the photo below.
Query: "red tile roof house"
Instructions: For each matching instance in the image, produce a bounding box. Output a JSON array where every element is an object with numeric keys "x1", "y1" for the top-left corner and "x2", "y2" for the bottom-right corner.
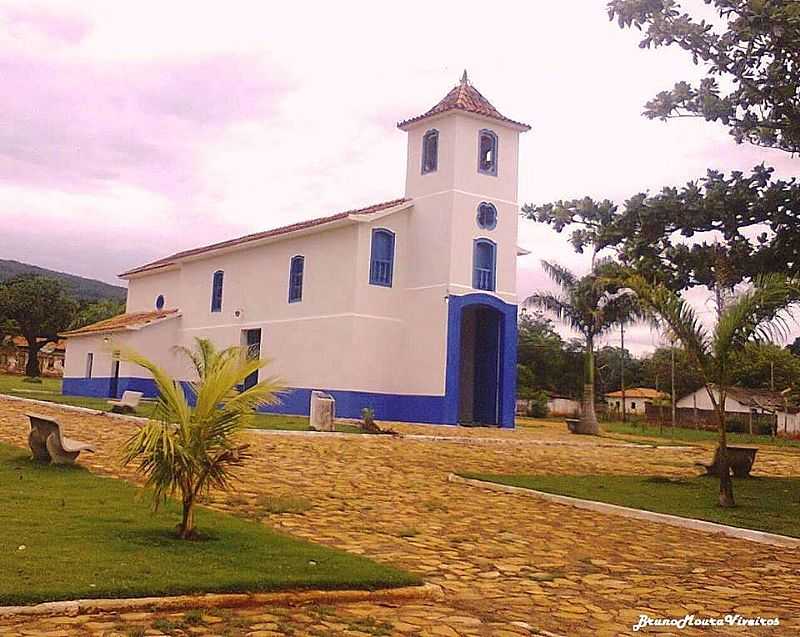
[
  {"x1": 0, "y1": 336, "x2": 66, "y2": 377},
  {"x1": 61, "y1": 74, "x2": 531, "y2": 428},
  {"x1": 605, "y1": 388, "x2": 667, "y2": 416}
]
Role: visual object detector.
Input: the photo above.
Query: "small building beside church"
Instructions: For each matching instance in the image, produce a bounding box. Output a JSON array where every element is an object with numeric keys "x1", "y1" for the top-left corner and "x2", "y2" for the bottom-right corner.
[{"x1": 61, "y1": 74, "x2": 530, "y2": 427}]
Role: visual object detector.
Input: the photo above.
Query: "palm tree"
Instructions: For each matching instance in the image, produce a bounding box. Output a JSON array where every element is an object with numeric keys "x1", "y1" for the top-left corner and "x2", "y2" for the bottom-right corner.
[
  {"x1": 122, "y1": 342, "x2": 283, "y2": 539},
  {"x1": 627, "y1": 273, "x2": 799, "y2": 507},
  {"x1": 526, "y1": 260, "x2": 639, "y2": 435},
  {"x1": 173, "y1": 337, "x2": 240, "y2": 380}
]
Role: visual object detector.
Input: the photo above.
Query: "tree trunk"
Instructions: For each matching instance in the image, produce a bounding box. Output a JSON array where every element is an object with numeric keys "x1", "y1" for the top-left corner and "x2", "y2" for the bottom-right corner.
[
  {"x1": 24, "y1": 337, "x2": 42, "y2": 378},
  {"x1": 179, "y1": 495, "x2": 196, "y2": 539},
  {"x1": 577, "y1": 337, "x2": 599, "y2": 435},
  {"x1": 716, "y1": 394, "x2": 735, "y2": 508}
]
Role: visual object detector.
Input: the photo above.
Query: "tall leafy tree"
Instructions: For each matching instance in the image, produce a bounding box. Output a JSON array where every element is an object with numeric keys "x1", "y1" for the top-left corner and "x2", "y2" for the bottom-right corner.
[
  {"x1": 0, "y1": 276, "x2": 76, "y2": 377},
  {"x1": 641, "y1": 346, "x2": 705, "y2": 401},
  {"x1": 595, "y1": 345, "x2": 645, "y2": 395},
  {"x1": 628, "y1": 273, "x2": 799, "y2": 506},
  {"x1": 526, "y1": 260, "x2": 640, "y2": 434},
  {"x1": 608, "y1": 0, "x2": 800, "y2": 154},
  {"x1": 528, "y1": 3, "x2": 800, "y2": 293},
  {"x1": 729, "y1": 342, "x2": 800, "y2": 390},
  {"x1": 518, "y1": 310, "x2": 570, "y2": 396},
  {"x1": 526, "y1": 166, "x2": 800, "y2": 293},
  {"x1": 70, "y1": 298, "x2": 125, "y2": 330}
]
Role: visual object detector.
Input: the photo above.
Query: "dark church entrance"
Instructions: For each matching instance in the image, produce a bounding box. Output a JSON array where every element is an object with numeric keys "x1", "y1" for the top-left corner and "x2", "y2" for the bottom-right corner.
[{"x1": 457, "y1": 305, "x2": 502, "y2": 425}]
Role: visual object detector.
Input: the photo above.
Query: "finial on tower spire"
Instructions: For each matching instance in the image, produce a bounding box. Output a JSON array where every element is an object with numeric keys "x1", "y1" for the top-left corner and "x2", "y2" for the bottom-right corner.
[{"x1": 460, "y1": 69, "x2": 469, "y2": 84}]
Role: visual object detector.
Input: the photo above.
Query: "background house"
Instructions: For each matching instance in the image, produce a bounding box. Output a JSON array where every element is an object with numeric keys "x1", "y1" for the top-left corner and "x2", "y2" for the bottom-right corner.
[
  {"x1": 0, "y1": 336, "x2": 65, "y2": 377},
  {"x1": 606, "y1": 387, "x2": 665, "y2": 416},
  {"x1": 675, "y1": 386, "x2": 799, "y2": 434}
]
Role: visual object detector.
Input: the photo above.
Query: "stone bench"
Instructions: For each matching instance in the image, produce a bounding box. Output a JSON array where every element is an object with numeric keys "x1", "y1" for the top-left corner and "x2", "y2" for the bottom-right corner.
[
  {"x1": 697, "y1": 446, "x2": 757, "y2": 479},
  {"x1": 27, "y1": 413, "x2": 95, "y2": 465}
]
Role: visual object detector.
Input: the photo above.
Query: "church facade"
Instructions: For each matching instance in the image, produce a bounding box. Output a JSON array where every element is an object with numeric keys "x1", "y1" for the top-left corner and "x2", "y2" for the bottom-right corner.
[{"x1": 61, "y1": 74, "x2": 530, "y2": 428}]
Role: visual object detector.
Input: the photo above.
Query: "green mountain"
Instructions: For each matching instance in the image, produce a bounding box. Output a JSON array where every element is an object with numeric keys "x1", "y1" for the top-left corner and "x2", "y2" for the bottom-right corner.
[{"x1": 0, "y1": 260, "x2": 126, "y2": 302}]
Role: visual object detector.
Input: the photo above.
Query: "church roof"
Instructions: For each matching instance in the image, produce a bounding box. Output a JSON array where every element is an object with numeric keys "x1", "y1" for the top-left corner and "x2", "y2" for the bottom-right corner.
[
  {"x1": 397, "y1": 71, "x2": 530, "y2": 132},
  {"x1": 120, "y1": 198, "x2": 410, "y2": 278},
  {"x1": 61, "y1": 309, "x2": 180, "y2": 337}
]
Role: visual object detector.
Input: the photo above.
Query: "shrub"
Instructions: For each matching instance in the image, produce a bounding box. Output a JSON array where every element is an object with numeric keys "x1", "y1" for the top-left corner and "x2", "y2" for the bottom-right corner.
[{"x1": 526, "y1": 390, "x2": 549, "y2": 418}]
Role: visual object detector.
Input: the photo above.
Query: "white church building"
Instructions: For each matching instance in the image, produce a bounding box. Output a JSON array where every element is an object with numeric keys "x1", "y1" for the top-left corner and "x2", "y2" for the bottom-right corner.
[{"x1": 62, "y1": 74, "x2": 530, "y2": 428}]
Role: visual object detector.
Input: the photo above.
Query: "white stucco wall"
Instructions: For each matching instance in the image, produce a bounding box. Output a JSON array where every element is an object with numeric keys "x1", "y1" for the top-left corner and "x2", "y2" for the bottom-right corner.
[
  {"x1": 607, "y1": 397, "x2": 654, "y2": 415},
  {"x1": 126, "y1": 269, "x2": 181, "y2": 313},
  {"x1": 676, "y1": 388, "x2": 750, "y2": 414},
  {"x1": 63, "y1": 317, "x2": 185, "y2": 383}
]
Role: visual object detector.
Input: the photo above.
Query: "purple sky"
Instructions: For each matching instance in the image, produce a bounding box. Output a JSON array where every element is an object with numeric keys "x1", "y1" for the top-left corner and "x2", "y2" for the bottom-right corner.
[{"x1": 1, "y1": 1, "x2": 797, "y2": 352}]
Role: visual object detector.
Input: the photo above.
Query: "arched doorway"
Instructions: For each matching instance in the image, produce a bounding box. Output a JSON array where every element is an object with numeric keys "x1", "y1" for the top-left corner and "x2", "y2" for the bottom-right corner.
[
  {"x1": 458, "y1": 304, "x2": 502, "y2": 425},
  {"x1": 444, "y1": 293, "x2": 517, "y2": 428}
]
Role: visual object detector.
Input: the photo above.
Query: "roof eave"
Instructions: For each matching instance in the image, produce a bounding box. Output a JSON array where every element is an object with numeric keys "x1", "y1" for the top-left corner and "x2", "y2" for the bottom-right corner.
[
  {"x1": 398, "y1": 109, "x2": 531, "y2": 133},
  {"x1": 349, "y1": 199, "x2": 414, "y2": 223},
  {"x1": 120, "y1": 216, "x2": 358, "y2": 279},
  {"x1": 60, "y1": 312, "x2": 181, "y2": 338},
  {"x1": 120, "y1": 262, "x2": 180, "y2": 280}
]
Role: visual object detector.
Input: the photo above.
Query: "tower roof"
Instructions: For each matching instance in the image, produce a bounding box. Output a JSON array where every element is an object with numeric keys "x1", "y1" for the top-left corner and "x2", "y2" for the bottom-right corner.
[{"x1": 397, "y1": 71, "x2": 530, "y2": 132}]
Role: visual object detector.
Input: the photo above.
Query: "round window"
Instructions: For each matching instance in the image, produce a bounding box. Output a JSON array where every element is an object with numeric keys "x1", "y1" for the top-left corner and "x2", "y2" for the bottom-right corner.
[
  {"x1": 155, "y1": 294, "x2": 165, "y2": 310},
  {"x1": 477, "y1": 202, "x2": 497, "y2": 230}
]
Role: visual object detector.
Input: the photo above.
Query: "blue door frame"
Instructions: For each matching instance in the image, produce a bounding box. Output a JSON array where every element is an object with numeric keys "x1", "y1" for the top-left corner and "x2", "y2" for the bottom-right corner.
[
  {"x1": 444, "y1": 293, "x2": 517, "y2": 428},
  {"x1": 109, "y1": 359, "x2": 120, "y2": 398},
  {"x1": 243, "y1": 329, "x2": 262, "y2": 390}
]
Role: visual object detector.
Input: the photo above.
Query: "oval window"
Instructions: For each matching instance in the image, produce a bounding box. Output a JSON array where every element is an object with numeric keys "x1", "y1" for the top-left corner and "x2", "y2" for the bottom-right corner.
[
  {"x1": 155, "y1": 294, "x2": 165, "y2": 310},
  {"x1": 477, "y1": 202, "x2": 498, "y2": 230}
]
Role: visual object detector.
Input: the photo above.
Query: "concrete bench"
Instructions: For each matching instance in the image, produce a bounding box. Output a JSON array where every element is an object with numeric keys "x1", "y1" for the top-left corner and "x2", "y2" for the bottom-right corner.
[
  {"x1": 27, "y1": 413, "x2": 95, "y2": 465},
  {"x1": 565, "y1": 418, "x2": 581, "y2": 434},
  {"x1": 697, "y1": 446, "x2": 757, "y2": 479},
  {"x1": 108, "y1": 390, "x2": 144, "y2": 414}
]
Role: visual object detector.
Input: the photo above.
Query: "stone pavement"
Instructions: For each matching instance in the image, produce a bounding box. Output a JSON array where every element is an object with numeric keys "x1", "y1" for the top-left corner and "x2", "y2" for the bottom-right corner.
[{"x1": 0, "y1": 398, "x2": 798, "y2": 636}]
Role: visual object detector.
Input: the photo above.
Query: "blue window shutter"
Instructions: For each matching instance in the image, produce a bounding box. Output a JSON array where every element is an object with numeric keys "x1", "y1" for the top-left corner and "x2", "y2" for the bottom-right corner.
[
  {"x1": 369, "y1": 229, "x2": 395, "y2": 287},
  {"x1": 288, "y1": 256, "x2": 304, "y2": 302},
  {"x1": 211, "y1": 270, "x2": 224, "y2": 312},
  {"x1": 473, "y1": 240, "x2": 496, "y2": 291}
]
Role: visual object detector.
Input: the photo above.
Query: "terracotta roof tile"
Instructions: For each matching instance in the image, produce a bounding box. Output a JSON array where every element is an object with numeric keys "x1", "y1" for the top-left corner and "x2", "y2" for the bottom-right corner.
[
  {"x1": 61, "y1": 309, "x2": 179, "y2": 337},
  {"x1": 606, "y1": 388, "x2": 666, "y2": 399},
  {"x1": 120, "y1": 197, "x2": 409, "y2": 278},
  {"x1": 398, "y1": 72, "x2": 530, "y2": 131}
]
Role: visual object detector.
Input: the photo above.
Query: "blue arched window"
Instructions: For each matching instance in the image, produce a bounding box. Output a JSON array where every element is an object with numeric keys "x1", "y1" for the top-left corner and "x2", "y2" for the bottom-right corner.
[
  {"x1": 477, "y1": 202, "x2": 498, "y2": 230},
  {"x1": 155, "y1": 294, "x2": 165, "y2": 310},
  {"x1": 369, "y1": 229, "x2": 395, "y2": 287},
  {"x1": 421, "y1": 129, "x2": 439, "y2": 174},
  {"x1": 210, "y1": 270, "x2": 224, "y2": 312},
  {"x1": 478, "y1": 129, "x2": 498, "y2": 176},
  {"x1": 473, "y1": 239, "x2": 496, "y2": 291},
  {"x1": 288, "y1": 255, "x2": 304, "y2": 303}
]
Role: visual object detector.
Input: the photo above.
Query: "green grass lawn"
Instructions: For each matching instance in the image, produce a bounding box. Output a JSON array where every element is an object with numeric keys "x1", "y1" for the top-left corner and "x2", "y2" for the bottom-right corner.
[
  {"x1": 0, "y1": 373, "x2": 128, "y2": 413},
  {"x1": 462, "y1": 473, "x2": 800, "y2": 538},
  {"x1": 245, "y1": 413, "x2": 365, "y2": 434},
  {"x1": 603, "y1": 420, "x2": 800, "y2": 450},
  {"x1": 0, "y1": 374, "x2": 367, "y2": 433},
  {"x1": 0, "y1": 442, "x2": 419, "y2": 605}
]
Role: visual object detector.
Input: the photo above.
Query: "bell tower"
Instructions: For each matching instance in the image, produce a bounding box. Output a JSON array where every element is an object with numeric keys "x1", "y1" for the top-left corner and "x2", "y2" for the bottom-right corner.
[{"x1": 397, "y1": 72, "x2": 530, "y2": 298}]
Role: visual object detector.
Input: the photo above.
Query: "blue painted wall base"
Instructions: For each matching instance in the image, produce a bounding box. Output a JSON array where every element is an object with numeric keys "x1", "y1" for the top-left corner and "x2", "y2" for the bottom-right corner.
[{"x1": 63, "y1": 377, "x2": 458, "y2": 425}]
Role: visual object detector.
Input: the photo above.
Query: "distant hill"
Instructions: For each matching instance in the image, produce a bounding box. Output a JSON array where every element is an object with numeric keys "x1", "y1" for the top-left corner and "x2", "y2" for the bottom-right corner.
[{"x1": 0, "y1": 260, "x2": 126, "y2": 302}]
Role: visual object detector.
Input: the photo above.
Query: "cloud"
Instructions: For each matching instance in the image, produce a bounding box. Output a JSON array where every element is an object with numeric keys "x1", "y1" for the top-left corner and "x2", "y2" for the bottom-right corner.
[
  {"x1": 0, "y1": 49, "x2": 289, "y2": 200},
  {"x1": 3, "y1": 4, "x2": 91, "y2": 45}
]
